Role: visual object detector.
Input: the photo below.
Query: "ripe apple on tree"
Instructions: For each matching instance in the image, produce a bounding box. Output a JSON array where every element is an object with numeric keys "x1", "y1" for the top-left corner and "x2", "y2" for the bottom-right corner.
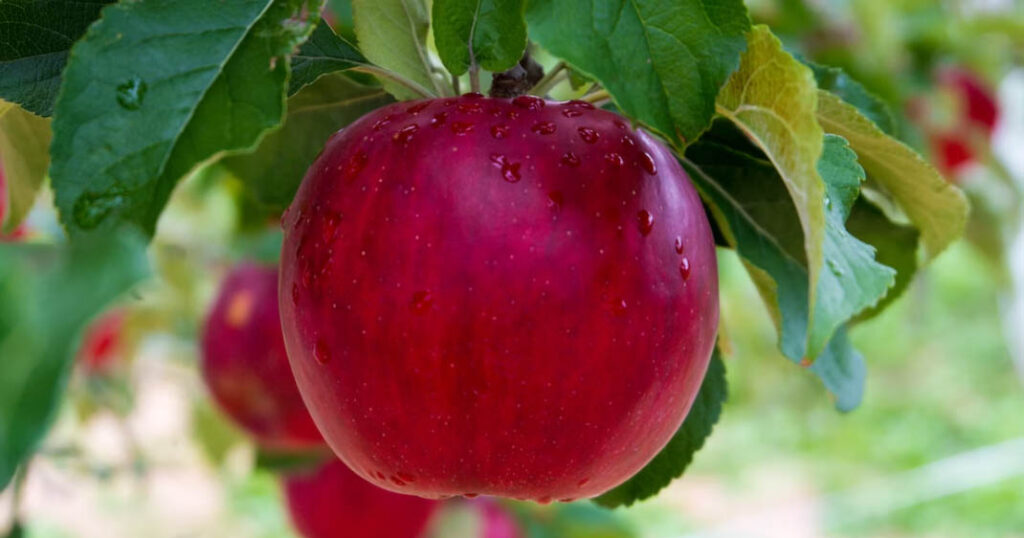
[{"x1": 280, "y1": 93, "x2": 719, "y2": 502}]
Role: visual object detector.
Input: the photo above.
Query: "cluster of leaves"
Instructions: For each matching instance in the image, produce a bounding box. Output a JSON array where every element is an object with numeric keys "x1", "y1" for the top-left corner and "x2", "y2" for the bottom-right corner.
[{"x1": 0, "y1": 0, "x2": 968, "y2": 508}]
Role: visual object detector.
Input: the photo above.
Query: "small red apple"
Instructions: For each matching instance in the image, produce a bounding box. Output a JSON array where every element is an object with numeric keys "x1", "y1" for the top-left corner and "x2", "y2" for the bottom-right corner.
[
  {"x1": 282, "y1": 459, "x2": 440, "y2": 538},
  {"x1": 201, "y1": 263, "x2": 324, "y2": 449},
  {"x1": 77, "y1": 308, "x2": 127, "y2": 374},
  {"x1": 280, "y1": 94, "x2": 719, "y2": 501}
]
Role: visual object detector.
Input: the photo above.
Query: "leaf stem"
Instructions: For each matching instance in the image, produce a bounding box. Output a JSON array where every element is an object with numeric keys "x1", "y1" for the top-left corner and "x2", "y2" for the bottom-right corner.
[
  {"x1": 529, "y1": 61, "x2": 567, "y2": 97},
  {"x1": 469, "y1": 64, "x2": 481, "y2": 94},
  {"x1": 351, "y1": 66, "x2": 436, "y2": 100},
  {"x1": 581, "y1": 89, "x2": 610, "y2": 105},
  {"x1": 451, "y1": 73, "x2": 461, "y2": 95}
]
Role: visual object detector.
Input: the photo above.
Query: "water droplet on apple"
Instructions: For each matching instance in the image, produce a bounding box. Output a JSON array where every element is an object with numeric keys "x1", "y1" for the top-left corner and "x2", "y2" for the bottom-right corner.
[
  {"x1": 458, "y1": 100, "x2": 484, "y2": 113},
  {"x1": 450, "y1": 121, "x2": 474, "y2": 135},
  {"x1": 604, "y1": 152, "x2": 624, "y2": 168},
  {"x1": 393, "y1": 124, "x2": 419, "y2": 145},
  {"x1": 490, "y1": 124, "x2": 510, "y2": 139},
  {"x1": 637, "y1": 210, "x2": 654, "y2": 236},
  {"x1": 639, "y1": 152, "x2": 657, "y2": 175},
  {"x1": 463, "y1": 493, "x2": 479, "y2": 499},
  {"x1": 612, "y1": 298, "x2": 628, "y2": 316},
  {"x1": 512, "y1": 95, "x2": 545, "y2": 110},
  {"x1": 547, "y1": 190, "x2": 564, "y2": 209},
  {"x1": 562, "y1": 108, "x2": 583, "y2": 118},
  {"x1": 578, "y1": 127, "x2": 600, "y2": 144},
  {"x1": 679, "y1": 258, "x2": 691, "y2": 281},
  {"x1": 531, "y1": 121, "x2": 557, "y2": 135},
  {"x1": 411, "y1": 290, "x2": 433, "y2": 313},
  {"x1": 567, "y1": 100, "x2": 595, "y2": 110},
  {"x1": 406, "y1": 102, "x2": 429, "y2": 114},
  {"x1": 674, "y1": 236, "x2": 685, "y2": 254},
  {"x1": 313, "y1": 339, "x2": 331, "y2": 364},
  {"x1": 561, "y1": 152, "x2": 581, "y2": 167},
  {"x1": 429, "y1": 112, "x2": 448, "y2": 127}
]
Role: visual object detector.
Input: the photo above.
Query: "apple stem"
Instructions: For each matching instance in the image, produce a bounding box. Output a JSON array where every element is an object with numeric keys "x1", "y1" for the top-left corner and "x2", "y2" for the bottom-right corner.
[
  {"x1": 530, "y1": 61, "x2": 567, "y2": 97},
  {"x1": 351, "y1": 66, "x2": 436, "y2": 99}
]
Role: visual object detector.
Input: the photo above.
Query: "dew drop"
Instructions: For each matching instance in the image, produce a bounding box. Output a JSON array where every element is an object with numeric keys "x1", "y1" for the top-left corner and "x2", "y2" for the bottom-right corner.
[
  {"x1": 322, "y1": 212, "x2": 341, "y2": 242},
  {"x1": 392, "y1": 124, "x2": 419, "y2": 145},
  {"x1": 531, "y1": 121, "x2": 557, "y2": 135},
  {"x1": 490, "y1": 124, "x2": 510, "y2": 139},
  {"x1": 390, "y1": 476, "x2": 407, "y2": 486},
  {"x1": 547, "y1": 190, "x2": 564, "y2": 209},
  {"x1": 291, "y1": 283, "x2": 300, "y2": 305},
  {"x1": 73, "y1": 190, "x2": 127, "y2": 230},
  {"x1": 373, "y1": 115, "x2": 396, "y2": 131},
  {"x1": 637, "y1": 210, "x2": 654, "y2": 236},
  {"x1": 116, "y1": 76, "x2": 147, "y2": 110},
  {"x1": 604, "y1": 152, "x2": 624, "y2": 168},
  {"x1": 450, "y1": 121, "x2": 474, "y2": 135},
  {"x1": 407, "y1": 102, "x2": 429, "y2": 114},
  {"x1": 343, "y1": 150, "x2": 368, "y2": 179},
  {"x1": 512, "y1": 95, "x2": 545, "y2": 110},
  {"x1": 375, "y1": 471, "x2": 387, "y2": 480},
  {"x1": 679, "y1": 258, "x2": 691, "y2": 281},
  {"x1": 825, "y1": 196, "x2": 833, "y2": 210},
  {"x1": 639, "y1": 152, "x2": 658, "y2": 175},
  {"x1": 567, "y1": 100, "x2": 595, "y2": 110},
  {"x1": 397, "y1": 472, "x2": 415, "y2": 483},
  {"x1": 313, "y1": 339, "x2": 331, "y2": 364},
  {"x1": 612, "y1": 298, "x2": 628, "y2": 316},
  {"x1": 429, "y1": 112, "x2": 449, "y2": 127},
  {"x1": 577, "y1": 478, "x2": 590, "y2": 487},
  {"x1": 561, "y1": 152, "x2": 581, "y2": 167},
  {"x1": 562, "y1": 108, "x2": 583, "y2": 118},
  {"x1": 674, "y1": 236, "x2": 685, "y2": 254},
  {"x1": 578, "y1": 127, "x2": 600, "y2": 144},
  {"x1": 827, "y1": 259, "x2": 844, "y2": 276},
  {"x1": 537, "y1": 496, "x2": 552, "y2": 505},
  {"x1": 411, "y1": 290, "x2": 433, "y2": 313},
  {"x1": 620, "y1": 135, "x2": 636, "y2": 147},
  {"x1": 458, "y1": 101, "x2": 484, "y2": 113}
]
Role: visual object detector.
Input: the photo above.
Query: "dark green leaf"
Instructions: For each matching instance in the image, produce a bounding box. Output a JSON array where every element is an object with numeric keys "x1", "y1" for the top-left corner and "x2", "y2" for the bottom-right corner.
[
  {"x1": 221, "y1": 74, "x2": 391, "y2": 209},
  {"x1": 0, "y1": 0, "x2": 113, "y2": 116},
  {"x1": 49, "y1": 0, "x2": 324, "y2": 239},
  {"x1": 846, "y1": 199, "x2": 920, "y2": 321},
  {"x1": 526, "y1": 0, "x2": 749, "y2": 147},
  {"x1": 0, "y1": 230, "x2": 149, "y2": 488},
  {"x1": 289, "y1": 21, "x2": 369, "y2": 95},
  {"x1": 806, "y1": 61, "x2": 897, "y2": 137},
  {"x1": 255, "y1": 446, "x2": 333, "y2": 473},
  {"x1": 325, "y1": 0, "x2": 356, "y2": 40},
  {"x1": 594, "y1": 351, "x2": 726, "y2": 507},
  {"x1": 433, "y1": 0, "x2": 527, "y2": 76}
]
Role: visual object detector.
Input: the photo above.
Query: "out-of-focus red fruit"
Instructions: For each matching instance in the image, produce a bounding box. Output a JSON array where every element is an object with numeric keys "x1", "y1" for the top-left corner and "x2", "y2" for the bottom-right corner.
[
  {"x1": 473, "y1": 499, "x2": 522, "y2": 538},
  {"x1": 77, "y1": 309, "x2": 126, "y2": 374},
  {"x1": 280, "y1": 94, "x2": 719, "y2": 501},
  {"x1": 932, "y1": 133, "x2": 974, "y2": 174},
  {"x1": 201, "y1": 263, "x2": 324, "y2": 449},
  {"x1": 937, "y1": 66, "x2": 1000, "y2": 133},
  {"x1": 283, "y1": 459, "x2": 440, "y2": 538}
]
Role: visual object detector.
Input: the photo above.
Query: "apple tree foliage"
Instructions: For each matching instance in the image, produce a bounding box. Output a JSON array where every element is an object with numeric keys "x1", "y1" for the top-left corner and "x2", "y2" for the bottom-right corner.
[{"x1": 0, "y1": 0, "x2": 967, "y2": 506}]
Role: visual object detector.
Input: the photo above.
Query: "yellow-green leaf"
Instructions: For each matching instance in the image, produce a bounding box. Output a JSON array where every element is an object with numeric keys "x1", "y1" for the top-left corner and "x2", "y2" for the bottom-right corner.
[
  {"x1": 352, "y1": 0, "x2": 446, "y2": 99},
  {"x1": 0, "y1": 102, "x2": 51, "y2": 233},
  {"x1": 715, "y1": 25, "x2": 827, "y2": 355},
  {"x1": 815, "y1": 90, "x2": 968, "y2": 258}
]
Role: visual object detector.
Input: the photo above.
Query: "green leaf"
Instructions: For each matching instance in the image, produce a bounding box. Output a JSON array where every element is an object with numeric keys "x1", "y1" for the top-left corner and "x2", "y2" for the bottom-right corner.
[
  {"x1": 846, "y1": 199, "x2": 919, "y2": 321},
  {"x1": 684, "y1": 123, "x2": 891, "y2": 406},
  {"x1": 49, "y1": 0, "x2": 324, "y2": 239},
  {"x1": 255, "y1": 446, "x2": 333, "y2": 473},
  {"x1": 715, "y1": 25, "x2": 828, "y2": 356},
  {"x1": 525, "y1": 0, "x2": 749, "y2": 147},
  {"x1": 0, "y1": 0, "x2": 114, "y2": 117},
  {"x1": 221, "y1": 74, "x2": 392, "y2": 209},
  {"x1": 815, "y1": 90, "x2": 968, "y2": 259},
  {"x1": 508, "y1": 501, "x2": 635, "y2": 538},
  {"x1": 326, "y1": 0, "x2": 357, "y2": 40},
  {"x1": 0, "y1": 230, "x2": 149, "y2": 488},
  {"x1": 433, "y1": 0, "x2": 527, "y2": 77},
  {"x1": 289, "y1": 20, "x2": 369, "y2": 95},
  {"x1": 594, "y1": 351, "x2": 726, "y2": 508},
  {"x1": 0, "y1": 103, "x2": 51, "y2": 233},
  {"x1": 352, "y1": 0, "x2": 445, "y2": 99},
  {"x1": 806, "y1": 61, "x2": 896, "y2": 137},
  {"x1": 808, "y1": 326, "x2": 865, "y2": 412}
]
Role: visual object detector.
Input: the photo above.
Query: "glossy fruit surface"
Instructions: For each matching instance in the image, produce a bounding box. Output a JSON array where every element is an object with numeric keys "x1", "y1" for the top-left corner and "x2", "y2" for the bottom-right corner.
[
  {"x1": 201, "y1": 263, "x2": 323, "y2": 449},
  {"x1": 283, "y1": 459, "x2": 439, "y2": 538},
  {"x1": 280, "y1": 94, "x2": 719, "y2": 500}
]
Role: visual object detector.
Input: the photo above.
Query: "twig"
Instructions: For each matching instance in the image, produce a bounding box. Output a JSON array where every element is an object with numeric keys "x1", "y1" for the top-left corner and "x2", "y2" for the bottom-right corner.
[
  {"x1": 529, "y1": 61, "x2": 567, "y2": 97},
  {"x1": 350, "y1": 66, "x2": 436, "y2": 99}
]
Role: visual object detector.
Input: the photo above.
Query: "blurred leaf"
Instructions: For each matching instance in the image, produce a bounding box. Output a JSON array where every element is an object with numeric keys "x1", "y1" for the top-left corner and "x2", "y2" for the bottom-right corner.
[
  {"x1": 715, "y1": 25, "x2": 828, "y2": 357},
  {"x1": 0, "y1": 230, "x2": 149, "y2": 488},
  {"x1": 221, "y1": 74, "x2": 392, "y2": 209},
  {"x1": 325, "y1": 0, "x2": 356, "y2": 40},
  {"x1": 433, "y1": 0, "x2": 527, "y2": 77},
  {"x1": 594, "y1": 351, "x2": 726, "y2": 507},
  {"x1": 808, "y1": 325, "x2": 865, "y2": 412},
  {"x1": 0, "y1": 0, "x2": 114, "y2": 116},
  {"x1": 289, "y1": 21, "x2": 369, "y2": 95},
  {"x1": 526, "y1": 0, "x2": 749, "y2": 147},
  {"x1": 846, "y1": 198, "x2": 920, "y2": 321},
  {"x1": 352, "y1": 0, "x2": 444, "y2": 98},
  {"x1": 815, "y1": 90, "x2": 968, "y2": 259},
  {"x1": 192, "y1": 399, "x2": 246, "y2": 466},
  {"x1": 255, "y1": 446, "x2": 332, "y2": 473},
  {"x1": 510, "y1": 501, "x2": 634, "y2": 538},
  {"x1": 806, "y1": 61, "x2": 897, "y2": 137},
  {"x1": 0, "y1": 103, "x2": 51, "y2": 233},
  {"x1": 49, "y1": 0, "x2": 325, "y2": 239}
]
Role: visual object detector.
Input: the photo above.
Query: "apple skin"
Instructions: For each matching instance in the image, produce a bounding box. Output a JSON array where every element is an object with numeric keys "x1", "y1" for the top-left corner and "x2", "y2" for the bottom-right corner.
[
  {"x1": 280, "y1": 94, "x2": 719, "y2": 501},
  {"x1": 283, "y1": 458, "x2": 439, "y2": 538},
  {"x1": 201, "y1": 263, "x2": 324, "y2": 449}
]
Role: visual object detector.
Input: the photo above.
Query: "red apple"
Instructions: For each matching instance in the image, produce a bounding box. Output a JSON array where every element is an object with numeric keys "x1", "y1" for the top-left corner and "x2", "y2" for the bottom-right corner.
[
  {"x1": 280, "y1": 94, "x2": 719, "y2": 501},
  {"x1": 283, "y1": 459, "x2": 439, "y2": 538},
  {"x1": 201, "y1": 263, "x2": 324, "y2": 449},
  {"x1": 77, "y1": 308, "x2": 127, "y2": 374}
]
